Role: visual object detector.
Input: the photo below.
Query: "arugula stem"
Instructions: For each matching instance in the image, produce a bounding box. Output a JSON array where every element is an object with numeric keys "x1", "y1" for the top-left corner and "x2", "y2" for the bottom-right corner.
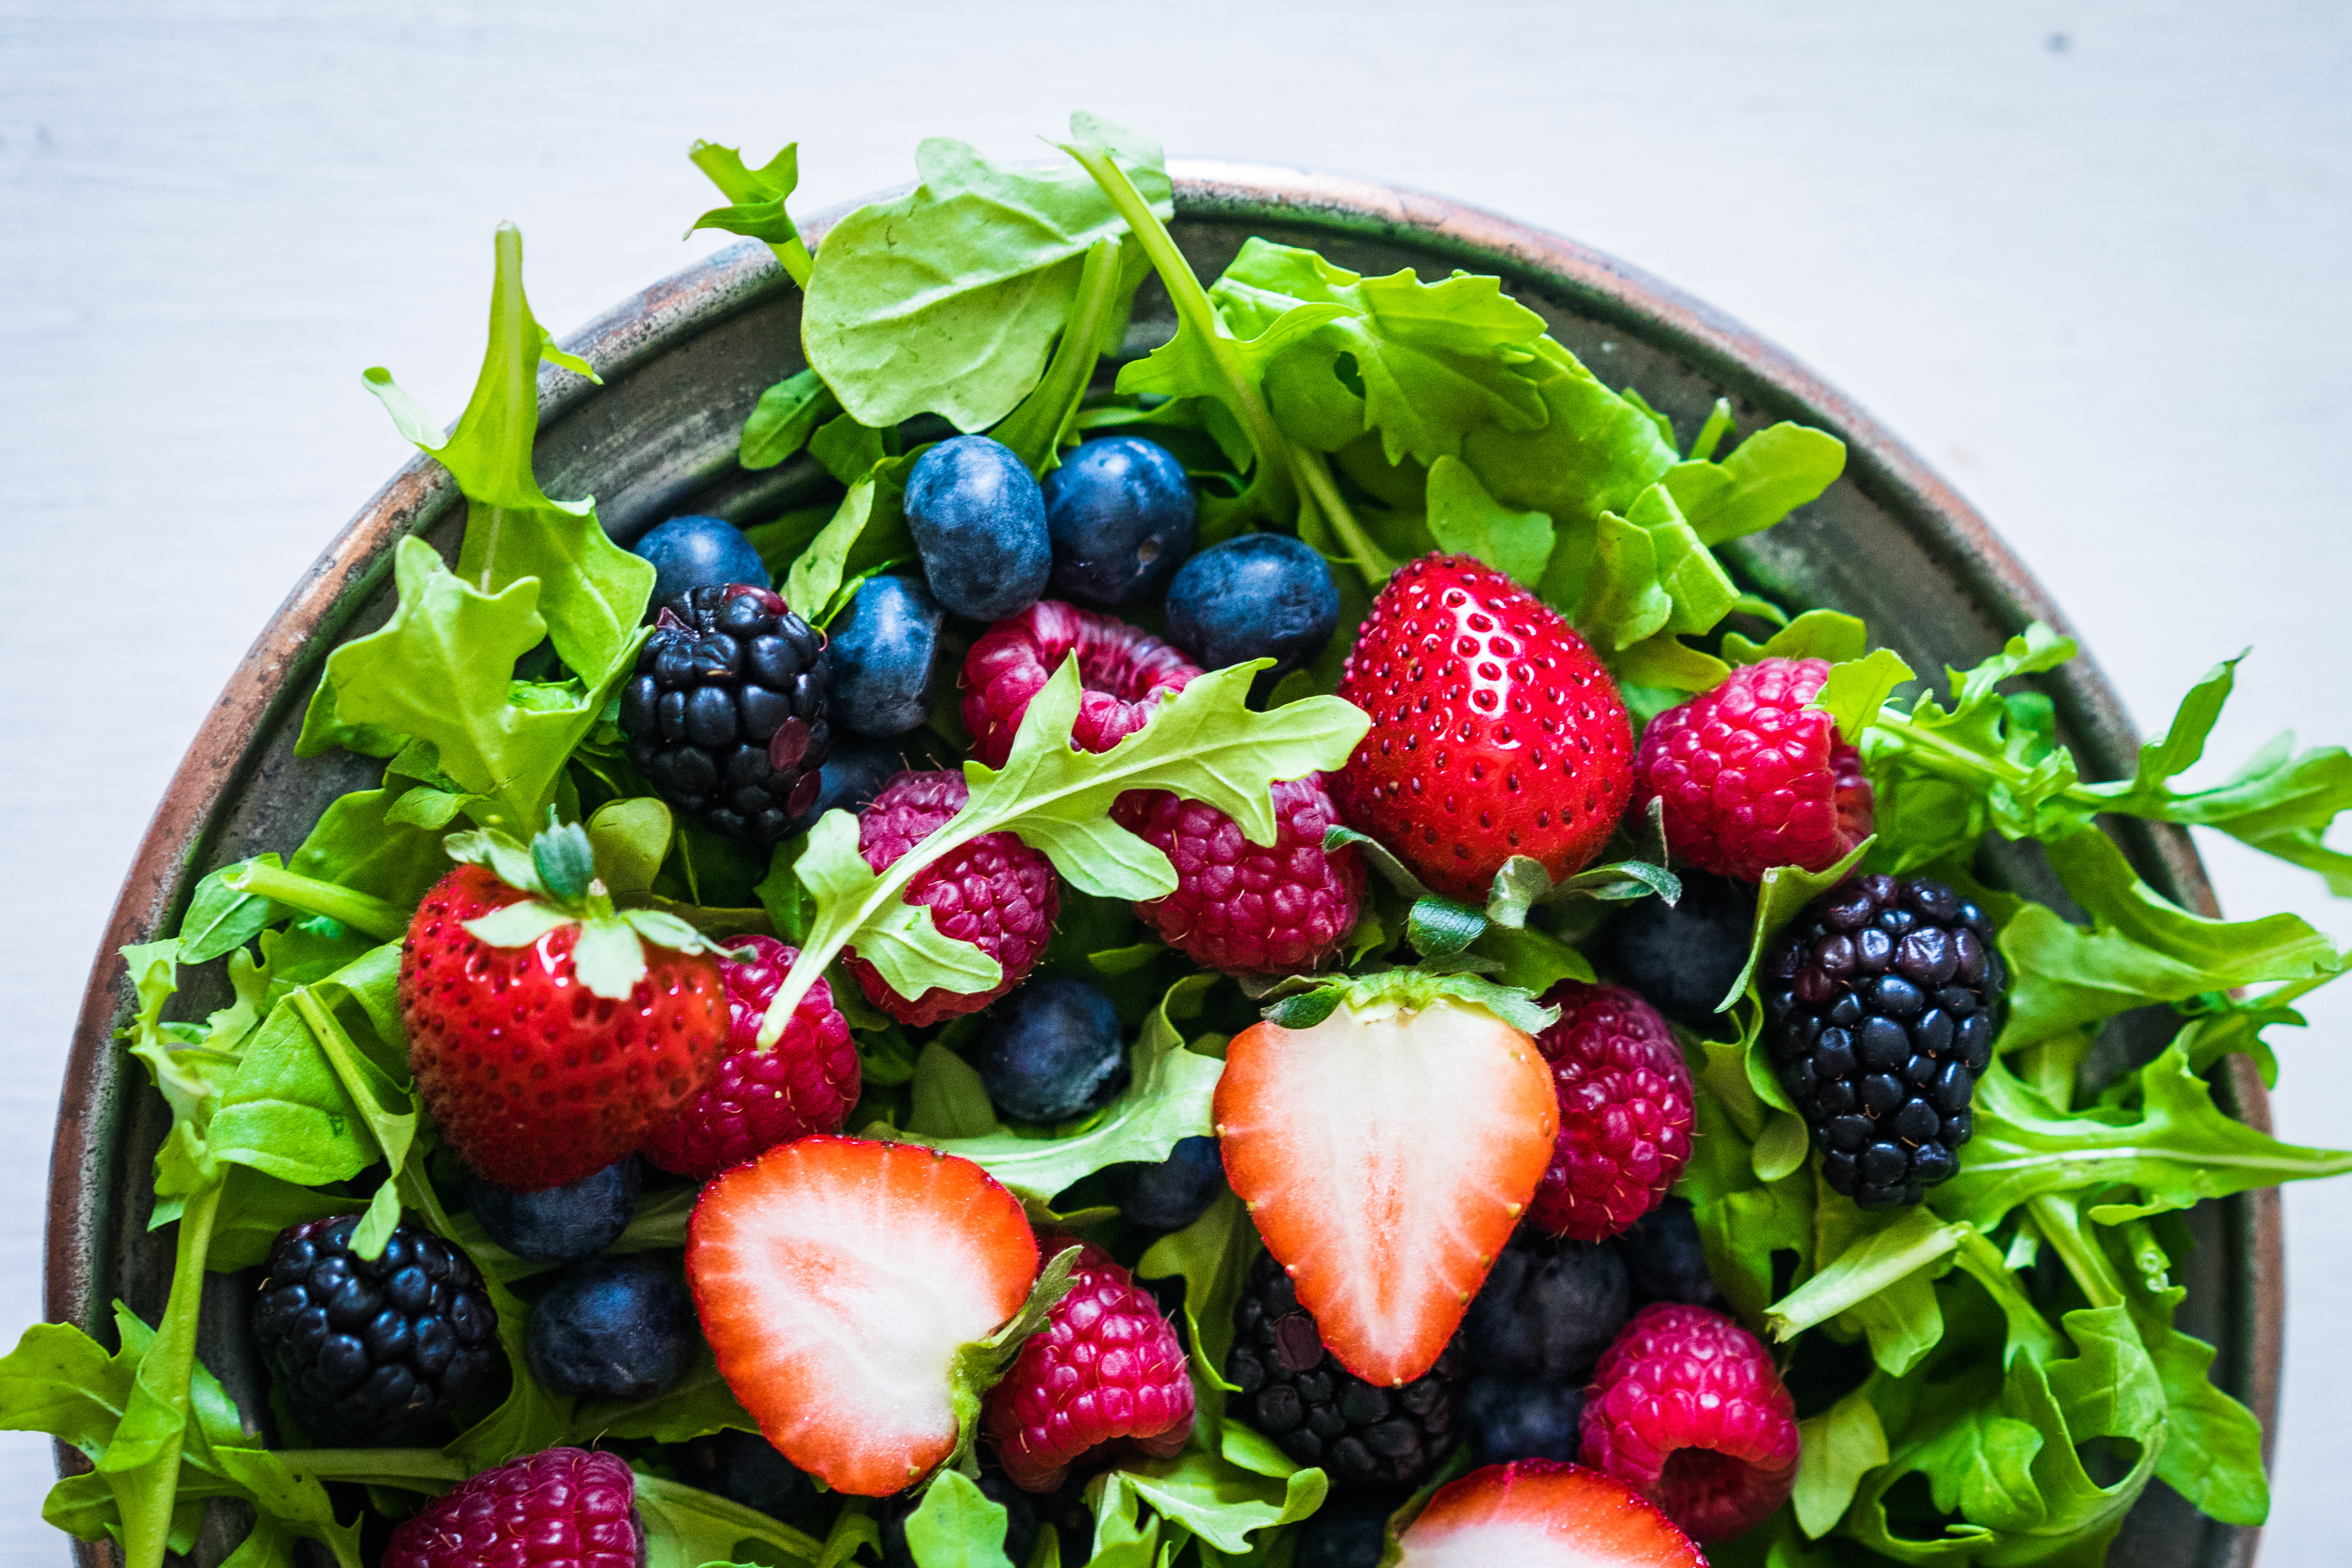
[
  {"x1": 1057, "y1": 138, "x2": 1303, "y2": 528},
  {"x1": 993, "y1": 237, "x2": 1123, "y2": 475},
  {"x1": 689, "y1": 141, "x2": 813, "y2": 287},
  {"x1": 281, "y1": 1448, "x2": 469, "y2": 1490},
  {"x1": 2027, "y1": 1194, "x2": 2126, "y2": 1309},
  {"x1": 1293, "y1": 446, "x2": 1397, "y2": 590},
  {"x1": 1689, "y1": 397, "x2": 1734, "y2": 463},
  {"x1": 289, "y1": 987, "x2": 416, "y2": 1170},
  {"x1": 100, "y1": 1175, "x2": 222, "y2": 1568},
  {"x1": 230, "y1": 863, "x2": 409, "y2": 941},
  {"x1": 1863, "y1": 706, "x2": 2037, "y2": 791}
]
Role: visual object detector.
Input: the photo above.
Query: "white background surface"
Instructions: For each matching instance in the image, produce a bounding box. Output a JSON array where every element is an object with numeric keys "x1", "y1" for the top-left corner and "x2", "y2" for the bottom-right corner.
[{"x1": 2, "y1": 0, "x2": 2345, "y2": 1560}]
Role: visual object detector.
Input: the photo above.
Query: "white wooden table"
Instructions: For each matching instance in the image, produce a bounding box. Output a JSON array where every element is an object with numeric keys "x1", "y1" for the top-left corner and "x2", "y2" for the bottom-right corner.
[{"x1": 2, "y1": 1, "x2": 2343, "y2": 1559}]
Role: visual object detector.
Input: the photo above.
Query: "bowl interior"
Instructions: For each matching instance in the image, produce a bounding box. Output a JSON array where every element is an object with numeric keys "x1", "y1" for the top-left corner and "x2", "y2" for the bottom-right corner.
[{"x1": 51, "y1": 167, "x2": 2271, "y2": 1568}]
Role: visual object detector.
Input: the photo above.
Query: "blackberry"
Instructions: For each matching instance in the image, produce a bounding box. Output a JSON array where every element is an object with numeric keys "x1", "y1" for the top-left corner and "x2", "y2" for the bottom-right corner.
[
  {"x1": 1224, "y1": 1252, "x2": 1461, "y2": 1490},
  {"x1": 1459, "y1": 1231, "x2": 1628, "y2": 1382},
  {"x1": 619, "y1": 583, "x2": 830, "y2": 843},
  {"x1": 1762, "y1": 875, "x2": 2007, "y2": 1208},
  {"x1": 253, "y1": 1217, "x2": 497, "y2": 1442},
  {"x1": 1598, "y1": 869, "x2": 1757, "y2": 1028}
]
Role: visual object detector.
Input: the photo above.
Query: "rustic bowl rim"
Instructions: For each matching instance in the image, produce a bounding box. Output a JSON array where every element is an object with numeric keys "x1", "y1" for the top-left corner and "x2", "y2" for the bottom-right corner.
[{"x1": 42, "y1": 159, "x2": 2281, "y2": 1564}]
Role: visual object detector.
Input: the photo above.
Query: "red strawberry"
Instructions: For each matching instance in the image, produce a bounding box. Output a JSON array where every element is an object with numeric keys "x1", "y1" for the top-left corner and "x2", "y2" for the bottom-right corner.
[
  {"x1": 687, "y1": 1136, "x2": 1039, "y2": 1496},
  {"x1": 841, "y1": 770, "x2": 1060, "y2": 1027},
  {"x1": 960, "y1": 600, "x2": 1202, "y2": 768},
  {"x1": 1631, "y1": 656, "x2": 1875, "y2": 882},
  {"x1": 1333, "y1": 554, "x2": 1634, "y2": 901},
  {"x1": 1110, "y1": 774, "x2": 1364, "y2": 975},
  {"x1": 1580, "y1": 1303, "x2": 1800, "y2": 1542},
  {"x1": 1527, "y1": 982, "x2": 1696, "y2": 1242},
  {"x1": 640, "y1": 936, "x2": 859, "y2": 1180},
  {"x1": 1398, "y1": 1459, "x2": 1702, "y2": 1567},
  {"x1": 383, "y1": 1447, "x2": 642, "y2": 1568},
  {"x1": 1215, "y1": 988, "x2": 1558, "y2": 1386},
  {"x1": 398, "y1": 822, "x2": 731, "y2": 1191},
  {"x1": 982, "y1": 1236, "x2": 1195, "y2": 1492}
]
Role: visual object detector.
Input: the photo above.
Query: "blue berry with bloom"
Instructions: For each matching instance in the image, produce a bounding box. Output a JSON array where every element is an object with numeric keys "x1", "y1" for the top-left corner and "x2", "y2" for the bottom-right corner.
[
  {"x1": 631, "y1": 513, "x2": 769, "y2": 611},
  {"x1": 1042, "y1": 436, "x2": 1197, "y2": 606},
  {"x1": 904, "y1": 435, "x2": 1051, "y2": 620},
  {"x1": 1163, "y1": 532, "x2": 1339, "y2": 677}
]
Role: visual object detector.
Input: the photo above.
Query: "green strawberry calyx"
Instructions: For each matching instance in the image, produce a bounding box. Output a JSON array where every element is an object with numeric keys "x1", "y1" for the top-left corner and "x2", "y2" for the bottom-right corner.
[{"x1": 443, "y1": 815, "x2": 727, "y2": 1000}]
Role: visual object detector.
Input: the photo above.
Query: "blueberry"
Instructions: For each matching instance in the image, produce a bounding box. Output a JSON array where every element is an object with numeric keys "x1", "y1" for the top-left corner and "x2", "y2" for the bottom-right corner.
[
  {"x1": 523, "y1": 1255, "x2": 696, "y2": 1400},
  {"x1": 828, "y1": 575, "x2": 944, "y2": 737},
  {"x1": 1616, "y1": 1196, "x2": 1718, "y2": 1306},
  {"x1": 904, "y1": 436, "x2": 1051, "y2": 621},
  {"x1": 974, "y1": 977, "x2": 1130, "y2": 1125},
  {"x1": 678, "y1": 1429, "x2": 814, "y2": 1524},
  {"x1": 1041, "y1": 436, "x2": 1198, "y2": 606},
  {"x1": 1120, "y1": 1135, "x2": 1226, "y2": 1230},
  {"x1": 1292, "y1": 1490, "x2": 1394, "y2": 1568},
  {"x1": 1163, "y1": 532, "x2": 1339, "y2": 677},
  {"x1": 630, "y1": 514, "x2": 769, "y2": 614},
  {"x1": 1462, "y1": 1375, "x2": 1587, "y2": 1467},
  {"x1": 1599, "y1": 871, "x2": 1759, "y2": 1028},
  {"x1": 1462, "y1": 1236, "x2": 1629, "y2": 1380},
  {"x1": 786, "y1": 739, "x2": 908, "y2": 835},
  {"x1": 464, "y1": 1159, "x2": 641, "y2": 1267}
]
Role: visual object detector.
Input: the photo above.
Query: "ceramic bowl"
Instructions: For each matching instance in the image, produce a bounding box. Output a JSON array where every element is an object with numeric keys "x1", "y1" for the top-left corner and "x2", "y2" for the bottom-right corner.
[{"x1": 47, "y1": 164, "x2": 2277, "y2": 1567}]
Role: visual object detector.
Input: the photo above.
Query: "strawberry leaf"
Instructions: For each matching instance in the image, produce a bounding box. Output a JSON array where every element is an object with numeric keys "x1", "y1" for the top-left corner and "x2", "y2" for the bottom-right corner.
[
  {"x1": 531, "y1": 819, "x2": 598, "y2": 905},
  {"x1": 569, "y1": 918, "x2": 650, "y2": 1001},
  {"x1": 461, "y1": 902, "x2": 574, "y2": 949},
  {"x1": 943, "y1": 1246, "x2": 1085, "y2": 1481}
]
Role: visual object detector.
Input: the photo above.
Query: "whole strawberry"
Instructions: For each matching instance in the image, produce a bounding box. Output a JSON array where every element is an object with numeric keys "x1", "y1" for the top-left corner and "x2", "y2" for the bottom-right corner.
[
  {"x1": 1631, "y1": 656, "x2": 1874, "y2": 883},
  {"x1": 961, "y1": 600, "x2": 1201, "y2": 768},
  {"x1": 1333, "y1": 553, "x2": 1634, "y2": 901},
  {"x1": 843, "y1": 770, "x2": 1059, "y2": 1027},
  {"x1": 1529, "y1": 982, "x2": 1695, "y2": 1242},
  {"x1": 1110, "y1": 774, "x2": 1362, "y2": 975},
  {"x1": 983, "y1": 1236, "x2": 1195, "y2": 1492},
  {"x1": 382, "y1": 1447, "x2": 641, "y2": 1568},
  {"x1": 1580, "y1": 1303, "x2": 1799, "y2": 1542},
  {"x1": 399, "y1": 819, "x2": 731, "y2": 1190},
  {"x1": 641, "y1": 936, "x2": 859, "y2": 1180}
]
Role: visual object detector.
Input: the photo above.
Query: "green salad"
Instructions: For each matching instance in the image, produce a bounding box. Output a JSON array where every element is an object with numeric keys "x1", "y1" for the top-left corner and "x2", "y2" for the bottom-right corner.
[{"x1": 4, "y1": 111, "x2": 2348, "y2": 1568}]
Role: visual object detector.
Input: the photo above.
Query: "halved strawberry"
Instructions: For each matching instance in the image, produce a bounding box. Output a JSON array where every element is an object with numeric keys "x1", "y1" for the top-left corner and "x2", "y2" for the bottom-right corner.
[
  {"x1": 1399, "y1": 1460, "x2": 1703, "y2": 1567},
  {"x1": 685, "y1": 1136, "x2": 1039, "y2": 1496},
  {"x1": 1215, "y1": 987, "x2": 1557, "y2": 1386}
]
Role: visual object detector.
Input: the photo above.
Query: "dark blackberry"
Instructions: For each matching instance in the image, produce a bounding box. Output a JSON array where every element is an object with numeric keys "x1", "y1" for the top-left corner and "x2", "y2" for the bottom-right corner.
[
  {"x1": 1617, "y1": 1195, "x2": 1718, "y2": 1307},
  {"x1": 1762, "y1": 874, "x2": 2007, "y2": 1208},
  {"x1": 1599, "y1": 869, "x2": 1757, "y2": 1028},
  {"x1": 1224, "y1": 1252, "x2": 1461, "y2": 1490},
  {"x1": 253, "y1": 1217, "x2": 497, "y2": 1442},
  {"x1": 1459, "y1": 1230, "x2": 1628, "y2": 1382},
  {"x1": 619, "y1": 583, "x2": 830, "y2": 844}
]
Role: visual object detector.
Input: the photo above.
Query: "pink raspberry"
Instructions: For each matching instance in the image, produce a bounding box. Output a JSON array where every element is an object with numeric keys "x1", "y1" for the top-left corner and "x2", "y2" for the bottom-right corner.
[
  {"x1": 1631, "y1": 657, "x2": 1874, "y2": 883},
  {"x1": 382, "y1": 1447, "x2": 640, "y2": 1568},
  {"x1": 843, "y1": 770, "x2": 1059, "y2": 1027},
  {"x1": 1110, "y1": 775, "x2": 1363, "y2": 975},
  {"x1": 639, "y1": 936, "x2": 859, "y2": 1179},
  {"x1": 1528, "y1": 982, "x2": 1696, "y2": 1242},
  {"x1": 960, "y1": 601, "x2": 1202, "y2": 768},
  {"x1": 1579, "y1": 1304, "x2": 1800, "y2": 1543},
  {"x1": 984, "y1": 1237, "x2": 1195, "y2": 1492}
]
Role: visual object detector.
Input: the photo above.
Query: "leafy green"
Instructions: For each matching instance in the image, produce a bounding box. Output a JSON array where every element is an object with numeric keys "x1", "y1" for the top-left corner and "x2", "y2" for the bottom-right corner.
[
  {"x1": 1560, "y1": 483, "x2": 1739, "y2": 654},
  {"x1": 803, "y1": 112, "x2": 1166, "y2": 431},
  {"x1": 993, "y1": 236, "x2": 1128, "y2": 476},
  {"x1": 288, "y1": 773, "x2": 458, "y2": 908},
  {"x1": 687, "y1": 140, "x2": 814, "y2": 286},
  {"x1": 177, "y1": 857, "x2": 289, "y2": 964},
  {"x1": 904, "y1": 1468, "x2": 1017, "y2": 1567},
  {"x1": 1720, "y1": 838, "x2": 1874, "y2": 1016},
  {"x1": 1136, "y1": 1190, "x2": 1257, "y2": 1437},
  {"x1": 1456, "y1": 336, "x2": 1678, "y2": 531},
  {"x1": 908, "y1": 1042, "x2": 1004, "y2": 1140},
  {"x1": 755, "y1": 657, "x2": 1365, "y2": 1043},
  {"x1": 360, "y1": 223, "x2": 653, "y2": 686},
  {"x1": 783, "y1": 465, "x2": 917, "y2": 637},
  {"x1": 299, "y1": 537, "x2": 633, "y2": 835},
  {"x1": 739, "y1": 368, "x2": 840, "y2": 470},
  {"x1": 633, "y1": 1469, "x2": 823, "y2": 1567},
  {"x1": 1658, "y1": 421, "x2": 1847, "y2": 545},
  {"x1": 1099, "y1": 1446, "x2": 1327, "y2": 1555},
  {"x1": 887, "y1": 975, "x2": 1221, "y2": 1200},
  {"x1": 1793, "y1": 1387, "x2": 1889, "y2": 1539},
  {"x1": 1423, "y1": 454, "x2": 1553, "y2": 585}
]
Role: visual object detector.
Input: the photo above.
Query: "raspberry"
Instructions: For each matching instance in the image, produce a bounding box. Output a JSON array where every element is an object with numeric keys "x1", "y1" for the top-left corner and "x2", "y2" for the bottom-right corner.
[
  {"x1": 1579, "y1": 1303, "x2": 1799, "y2": 1542},
  {"x1": 960, "y1": 601, "x2": 1201, "y2": 768},
  {"x1": 641, "y1": 936, "x2": 859, "y2": 1178},
  {"x1": 983, "y1": 1238, "x2": 1195, "y2": 1492},
  {"x1": 382, "y1": 1447, "x2": 642, "y2": 1568},
  {"x1": 1762, "y1": 874, "x2": 2005, "y2": 1208},
  {"x1": 620, "y1": 584, "x2": 832, "y2": 843},
  {"x1": 841, "y1": 770, "x2": 1059, "y2": 1026},
  {"x1": 253, "y1": 1217, "x2": 497, "y2": 1442},
  {"x1": 1224, "y1": 1251, "x2": 1463, "y2": 1490},
  {"x1": 1527, "y1": 983, "x2": 1695, "y2": 1242},
  {"x1": 1630, "y1": 657, "x2": 1874, "y2": 883},
  {"x1": 1110, "y1": 774, "x2": 1364, "y2": 975}
]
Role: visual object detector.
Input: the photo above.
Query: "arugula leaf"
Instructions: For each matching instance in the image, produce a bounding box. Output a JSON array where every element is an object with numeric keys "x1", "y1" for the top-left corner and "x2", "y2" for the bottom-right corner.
[
  {"x1": 1454, "y1": 335, "x2": 1679, "y2": 532},
  {"x1": 1557, "y1": 483, "x2": 1738, "y2": 654},
  {"x1": 738, "y1": 368, "x2": 839, "y2": 470},
  {"x1": 887, "y1": 975, "x2": 1221, "y2": 1201},
  {"x1": 360, "y1": 223, "x2": 653, "y2": 685},
  {"x1": 755, "y1": 659, "x2": 1365, "y2": 1043},
  {"x1": 909, "y1": 1042, "x2": 1004, "y2": 1140},
  {"x1": 687, "y1": 140, "x2": 814, "y2": 286},
  {"x1": 904, "y1": 1468, "x2": 1018, "y2": 1567},
  {"x1": 1100, "y1": 1447, "x2": 1327, "y2": 1555},
  {"x1": 1423, "y1": 454, "x2": 1553, "y2": 585},
  {"x1": 1722, "y1": 608, "x2": 1869, "y2": 667},
  {"x1": 1135, "y1": 1190, "x2": 1257, "y2": 1438},
  {"x1": 1813, "y1": 647, "x2": 1915, "y2": 740},
  {"x1": 1657, "y1": 422, "x2": 1846, "y2": 545},
  {"x1": 1766, "y1": 1205, "x2": 1961, "y2": 1367},
  {"x1": 206, "y1": 944, "x2": 408, "y2": 1189},
  {"x1": 783, "y1": 464, "x2": 917, "y2": 629},
  {"x1": 633, "y1": 1469, "x2": 823, "y2": 1567},
  {"x1": 1793, "y1": 1386, "x2": 1889, "y2": 1539},
  {"x1": 1209, "y1": 238, "x2": 1549, "y2": 466},
  {"x1": 288, "y1": 776, "x2": 459, "y2": 908},
  {"x1": 301, "y1": 537, "x2": 632, "y2": 834},
  {"x1": 1719, "y1": 838, "x2": 1874, "y2": 1016},
  {"x1": 571, "y1": 1347, "x2": 756, "y2": 1444},
  {"x1": 804, "y1": 112, "x2": 1166, "y2": 431}
]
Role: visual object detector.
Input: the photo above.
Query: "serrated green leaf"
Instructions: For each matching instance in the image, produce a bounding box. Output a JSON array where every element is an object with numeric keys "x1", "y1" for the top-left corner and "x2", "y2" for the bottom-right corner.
[
  {"x1": 1423, "y1": 455, "x2": 1554, "y2": 585},
  {"x1": 1658, "y1": 421, "x2": 1846, "y2": 546},
  {"x1": 1767, "y1": 1206, "x2": 1962, "y2": 1341},
  {"x1": 1813, "y1": 647, "x2": 1915, "y2": 741},
  {"x1": 795, "y1": 810, "x2": 1006, "y2": 1004},
  {"x1": 1719, "y1": 838, "x2": 1873, "y2": 1013},
  {"x1": 1793, "y1": 1388, "x2": 1888, "y2": 1539},
  {"x1": 738, "y1": 368, "x2": 839, "y2": 470},
  {"x1": 688, "y1": 139, "x2": 811, "y2": 283},
  {"x1": 1109, "y1": 1446, "x2": 1329, "y2": 1555},
  {"x1": 1137, "y1": 1191, "x2": 1256, "y2": 1438},
  {"x1": 1722, "y1": 608, "x2": 1869, "y2": 667}
]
